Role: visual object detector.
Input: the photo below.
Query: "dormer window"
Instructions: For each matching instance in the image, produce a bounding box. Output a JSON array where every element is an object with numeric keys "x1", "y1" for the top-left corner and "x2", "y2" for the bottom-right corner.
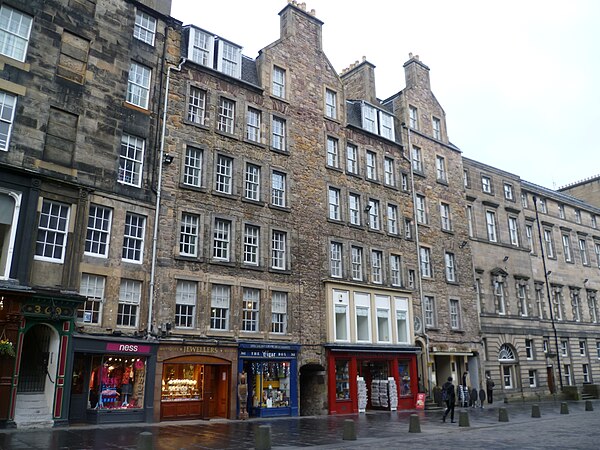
[
  {"x1": 188, "y1": 27, "x2": 214, "y2": 67},
  {"x1": 360, "y1": 103, "x2": 395, "y2": 140},
  {"x1": 217, "y1": 40, "x2": 242, "y2": 78},
  {"x1": 362, "y1": 104, "x2": 377, "y2": 133}
]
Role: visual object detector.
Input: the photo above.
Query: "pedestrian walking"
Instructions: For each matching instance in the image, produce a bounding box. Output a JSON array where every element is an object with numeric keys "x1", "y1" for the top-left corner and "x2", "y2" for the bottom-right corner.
[
  {"x1": 441, "y1": 376, "x2": 456, "y2": 423},
  {"x1": 486, "y1": 373, "x2": 495, "y2": 404}
]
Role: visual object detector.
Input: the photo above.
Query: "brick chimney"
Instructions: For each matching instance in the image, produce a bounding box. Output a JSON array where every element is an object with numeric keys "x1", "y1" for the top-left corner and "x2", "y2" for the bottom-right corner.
[
  {"x1": 340, "y1": 57, "x2": 378, "y2": 105},
  {"x1": 403, "y1": 53, "x2": 430, "y2": 91},
  {"x1": 279, "y1": 1, "x2": 324, "y2": 50}
]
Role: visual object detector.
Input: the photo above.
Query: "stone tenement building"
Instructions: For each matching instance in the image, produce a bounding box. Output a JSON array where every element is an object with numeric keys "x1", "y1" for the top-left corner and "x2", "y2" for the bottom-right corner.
[
  {"x1": 464, "y1": 157, "x2": 600, "y2": 400},
  {"x1": 0, "y1": 0, "x2": 174, "y2": 427},
  {"x1": 1, "y1": 0, "x2": 598, "y2": 429}
]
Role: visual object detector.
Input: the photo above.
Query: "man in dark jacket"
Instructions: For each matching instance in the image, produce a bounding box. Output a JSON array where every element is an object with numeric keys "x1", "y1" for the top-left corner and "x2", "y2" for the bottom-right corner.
[{"x1": 442, "y1": 376, "x2": 456, "y2": 423}]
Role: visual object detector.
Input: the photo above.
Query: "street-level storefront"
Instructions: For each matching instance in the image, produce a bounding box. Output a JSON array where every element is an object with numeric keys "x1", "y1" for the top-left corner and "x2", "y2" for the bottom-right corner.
[
  {"x1": 68, "y1": 334, "x2": 158, "y2": 424},
  {"x1": 1, "y1": 287, "x2": 85, "y2": 428},
  {"x1": 156, "y1": 342, "x2": 237, "y2": 421},
  {"x1": 238, "y1": 342, "x2": 299, "y2": 418},
  {"x1": 326, "y1": 346, "x2": 419, "y2": 414}
]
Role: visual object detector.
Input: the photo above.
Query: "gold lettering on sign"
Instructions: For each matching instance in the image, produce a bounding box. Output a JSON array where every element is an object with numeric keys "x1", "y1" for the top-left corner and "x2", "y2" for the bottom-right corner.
[{"x1": 179, "y1": 346, "x2": 222, "y2": 354}]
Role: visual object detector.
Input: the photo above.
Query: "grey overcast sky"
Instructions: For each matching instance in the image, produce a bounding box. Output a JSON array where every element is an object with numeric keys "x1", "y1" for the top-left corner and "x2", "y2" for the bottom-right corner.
[{"x1": 170, "y1": 0, "x2": 599, "y2": 190}]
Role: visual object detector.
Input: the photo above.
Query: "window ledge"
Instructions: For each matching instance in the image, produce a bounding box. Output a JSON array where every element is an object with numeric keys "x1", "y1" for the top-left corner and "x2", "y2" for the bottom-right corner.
[
  {"x1": 215, "y1": 129, "x2": 239, "y2": 141},
  {"x1": 183, "y1": 120, "x2": 210, "y2": 131},
  {"x1": 179, "y1": 183, "x2": 208, "y2": 193},
  {"x1": 241, "y1": 198, "x2": 266, "y2": 207},
  {"x1": 123, "y1": 101, "x2": 151, "y2": 115},
  {"x1": 268, "y1": 204, "x2": 291, "y2": 213}
]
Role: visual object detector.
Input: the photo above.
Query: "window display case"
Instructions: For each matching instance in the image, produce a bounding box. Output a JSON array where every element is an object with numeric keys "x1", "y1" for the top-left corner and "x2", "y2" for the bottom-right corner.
[
  {"x1": 335, "y1": 360, "x2": 350, "y2": 400},
  {"x1": 160, "y1": 363, "x2": 205, "y2": 420},
  {"x1": 88, "y1": 355, "x2": 146, "y2": 410}
]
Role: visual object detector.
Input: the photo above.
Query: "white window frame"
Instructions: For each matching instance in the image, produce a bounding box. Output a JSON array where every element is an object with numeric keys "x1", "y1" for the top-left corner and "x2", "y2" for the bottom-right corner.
[
  {"x1": 387, "y1": 204, "x2": 399, "y2": 235},
  {"x1": 420, "y1": 246, "x2": 432, "y2": 278},
  {"x1": 246, "y1": 107, "x2": 261, "y2": 143},
  {"x1": 525, "y1": 339, "x2": 534, "y2": 360},
  {"x1": 271, "y1": 171, "x2": 287, "y2": 207},
  {"x1": 355, "y1": 292, "x2": 371, "y2": 343},
  {"x1": 395, "y1": 297, "x2": 409, "y2": 343},
  {"x1": 445, "y1": 252, "x2": 456, "y2": 282},
  {"x1": 517, "y1": 283, "x2": 528, "y2": 317},
  {"x1": 504, "y1": 183, "x2": 514, "y2": 200},
  {"x1": 411, "y1": 146, "x2": 423, "y2": 172},
  {"x1": 467, "y1": 205, "x2": 474, "y2": 237},
  {"x1": 217, "y1": 98, "x2": 235, "y2": 134},
  {"x1": 180, "y1": 213, "x2": 199, "y2": 257},
  {"x1": 215, "y1": 154, "x2": 233, "y2": 194},
  {"x1": 183, "y1": 146, "x2": 203, "y2": 187},
  {"x1": 371, "y1": 250, "x2": 383, "y2": 284},
  {"x1": 384, "y1": 157, "x2": 395, "y2": 186},
  {"x1": 118, "y1": 134, "x2": 145, "y2": 187},
  {"x1": 366, "y1": 150, "x2": 377, "y2": 180},
  {"x1": 440, "y1": 203, "x2": 451, "y2": 231},
  {"x1": 351, "y1": 246, "x2": 363, "y2": 281},
  {"x1": 432, "y1": 116, "x2": 441, "y2": 139},
  {"x1": 330, "y1": 241, "x2": 343, "y2": 278},
  {"x1": 328, "y1": 187, "x2": 341, "y2": 221},
  {"x1": 482, "y1": 176, "x2": 492, "y2": 193},
  {"x1": 435, "y1": 156, "x2": 447, "y2": 182},
  {"x1": 271, "y1": 230, "x2": 287, "y2": 270},
  {"x1": 579, "y1": 238, "x2": 589, "y2": 265},
  {"x1": 449, "y1": 298, "x2": 460, "y2": 329},
  {"x1": 349, "y1": 193, "x2": 361, "y2": 226},
  {"x1": 423, "y1": 295, "x2": 435, "y2": 328},
  {"x1": 122, "y1": 212, "x2": 145, "y2": 263},
  {"x1": 79, "y1": 273, "x2": 105, "y2": 325},
  {"x1": 244, "y1": 163, "x2": 260, "y2": 201},
  {"x1": 187, "y1": 86, "x2": 206, "y2": 125},
  {"x1": 242, "y1": 288, "x2": 260, "y2": 332},
  {"x1": 543, "y1": 228, "x2": 554, "y2": 258},
  {"x1": 379, "y1": 111, "x2": 395, "y2": 140},
  {"x1": 327, "y1": 136, "x2": 340, "y2": 168},
  {"x1": 127, "y1": 62, "x2": 151, "y2": 109},
  {"x1": 346, "y1": 144, "x2": 358, "y2": 174},
  {"x1": 416, "y1": 194, "x2": 427, "y2": 224},
  {"x1": 408, "y1": 105, "x2": 418, "y2": 129},
  {"x1": 210, "y1": 284, "x2": 230, "y2": 331},
  {"x1": 0, "y1": 5, "x2": 33, "y2": 62},
  {"x1": 217, "y1": 40, "x2": 242, "y2": 78},
  {"x1": 486, "y1": 210, "x2": 497, "y2": 242},
  {"x1": 85, "y1": 204, "x2": 112, "y2": 258},
  {"x1": 243, "y1": 224, "x2": 260, "y2": 266},
  {"x1": 271, "y1": 116, "x2": 286, "y2": 151},
  {"x1": 333, "y1": 289, "x2": 350, "y2": 342},
  {"x1": 133, "y1": 9, "x2": 156, "y2": 46},
  {"x1": 361, "y1": 104, "x2": 377, "y2": 133},
  {"x1": 188, "y1": 27, "x2": 214, "y2": 67},
  {"x1": 375, "y1": 295, "x2": 391, "y2": 343},
  {"x1": 175, "y1": 280, "x2": 197, "y2": 328},
  {"x1": 526, "y1": 224, "x2": 534, "y2": 253},
  {"x1": 368, "y1": 199, "x2": 380, "y2": 230},
  {"x1": 0, "y1": 91, "x2": 17, "y2": 151},
  {"x1": 390, "y1": 254, "x2": 402, "y2": 287},
  {"x1": 271, "y1": 291, "x2": 288, "y2": 334},
  {"x1": 212, "y1": 218, "x2": 231, "y2": 261},
  {"x1": 325, "y1": 88, "x2": 337, "y2": 119},
  {"x1": 272, "y1": 66, "x2": 286, "y2": 98},
  {"x1": 508, "y1": 216, "x2": 519, "y2": 246},
  {"x1": 562, "y1": 234, "x2": 573, "y2": 262},
  {"x1": 35, "y1": 200, "x2": 70, "y2": 263},
  {"x1": 117, "y1": 278, "x2": 141, "y2": 328}
]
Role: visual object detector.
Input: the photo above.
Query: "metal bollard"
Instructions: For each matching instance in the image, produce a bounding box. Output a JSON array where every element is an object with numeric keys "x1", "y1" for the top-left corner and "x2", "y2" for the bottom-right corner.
[
  {"x1": 560, "y1": 402, "x2": 569, "y2": 415},
  {"x1": 498, "y1": 407, "x2": 509, "y2": 422},
  {"x1": 408, "y1": 414, "x2": 421, "y2": 433},
  {"x1": 458, "y1": 410, "x2": 470, "y2": 427},
  {"x1": 531, "y1": 404, "x2": 541, "y2": 418},
  {"x1": 255, "y1": 425, "x2": 272, "y2": 450},
  {"x1": 585, "y1": 400, "x2": 594, "y2": 411},
  {"x1": 343, "y1": 419, "x2": 357, "y2": 440},
  {"x1": 137, "y1": 432, "x2": 153, "y2": 450}
]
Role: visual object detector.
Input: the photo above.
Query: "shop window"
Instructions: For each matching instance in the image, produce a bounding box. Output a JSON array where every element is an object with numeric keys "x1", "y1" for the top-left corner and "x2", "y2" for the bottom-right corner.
[
  {"x1": 161, "y1": 363, "x2": 203, "y2": 402},
  {"x1": 335, "y1": 360, "x2": 350, "y2": 400},
  {"x1": 398, "y1": 361, "x2": 412, "y2": 396},
  {"x1": 246, "y1": 361, "x2": 291, "y2": 409},
  {"x1": 88, "y1": 355, "x2": 146, "y2": 409}
]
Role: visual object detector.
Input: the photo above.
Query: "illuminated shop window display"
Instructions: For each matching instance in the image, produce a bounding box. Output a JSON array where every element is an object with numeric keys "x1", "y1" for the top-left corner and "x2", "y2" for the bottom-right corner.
[
  {"x1": 247, "y1": 361, "x2": 290, "y2": 409},
  {"x1": 335, "y1": 360, "x2": 350, "y2": 400},
  {"x1": 161, "y1": 364, "x2": 204, "y2": 401},
  {"x1": 398, "y1": 361, "x2": 412, "y2": 396},
  {"x1": 88, "y1": 355, "x2": 147, "y2": 409}
]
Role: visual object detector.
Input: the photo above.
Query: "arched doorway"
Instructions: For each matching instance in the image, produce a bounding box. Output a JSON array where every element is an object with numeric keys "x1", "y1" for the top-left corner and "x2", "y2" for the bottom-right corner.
[
  {"x1": 299, "y1": 363, "x2": 326, "y2": 416},
  {"x1": 15, "y1": 323, "x2": 60, "y2": 427}
]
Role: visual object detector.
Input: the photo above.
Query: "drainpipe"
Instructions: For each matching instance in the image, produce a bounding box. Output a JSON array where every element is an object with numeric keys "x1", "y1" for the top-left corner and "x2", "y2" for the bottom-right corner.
[
  {"x1": 402, "y1": 123, "x2": 431, "y2": 396},
  {"x1": 147, "y1": 57, "x2": 187, "y2": 338}
]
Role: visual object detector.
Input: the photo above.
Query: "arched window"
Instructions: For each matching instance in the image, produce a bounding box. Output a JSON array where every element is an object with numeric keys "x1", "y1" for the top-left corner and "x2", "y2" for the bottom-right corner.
[{"x1": 498, "y1": 344, "x2": 516, "y2": 361}]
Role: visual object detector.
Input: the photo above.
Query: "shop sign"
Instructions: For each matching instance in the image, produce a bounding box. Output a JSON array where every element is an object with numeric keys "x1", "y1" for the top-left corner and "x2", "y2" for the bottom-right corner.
[
  {"x1": 240, "y1": 349, "x2": 297, "y2": 359},
  {"x1": 177, "y1": 346, "x2": 224, "y2": 354},
  {"x1": 106, "y1": 342, "x2": 151, "y2": 353}
]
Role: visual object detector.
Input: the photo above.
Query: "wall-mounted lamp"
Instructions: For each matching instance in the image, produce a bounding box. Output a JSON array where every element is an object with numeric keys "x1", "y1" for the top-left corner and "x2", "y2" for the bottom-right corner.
[
  {"x1": 546, "y1": 271, "x2": 552, "y2": 276},
  {"x1": 364, "y1": 205, "x2": 372, "y2": 212},
  {"x1": 459, "y1": 241, "x2": 468, "y2": 249},
  {"x1": 584, "y1": 278, "x2": 589, "y2": 284},
  {"x1": 163, "y1": 154, "x2": 174, "y2": 165},
  {"x1": 503, "y1": 256, "x2": 509, "y2": 262}
]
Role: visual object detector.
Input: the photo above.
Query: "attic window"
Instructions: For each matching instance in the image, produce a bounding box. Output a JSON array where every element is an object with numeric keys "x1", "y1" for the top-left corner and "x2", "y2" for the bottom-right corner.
[
  {"x1": 217, "y1": 40, "x2": 241, "y2": 78},
  {"x1": 188, "y1": 27, "x2": 214, "y2": 67}
]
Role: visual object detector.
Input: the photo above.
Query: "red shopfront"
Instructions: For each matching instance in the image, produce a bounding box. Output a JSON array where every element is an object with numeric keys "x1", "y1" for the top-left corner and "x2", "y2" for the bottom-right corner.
[{"x1": 326, "y1": 346, "x2": 420, "y2": 415}]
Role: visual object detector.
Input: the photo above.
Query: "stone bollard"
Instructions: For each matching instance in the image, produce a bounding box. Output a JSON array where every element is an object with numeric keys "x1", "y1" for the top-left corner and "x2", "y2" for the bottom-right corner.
[
  {"x1": 458, "y1": 410, "x2": 470, "y2": 427},
  {"x1": 255, "y1": 425, "x2": 272, "y2": 450},
  {"x1": 343, "y1": 419, "x2": 357, "y2": 441},
  {"x1": 498, "y1": 407, "x2": 509, "y2": 422},
  {"x1": 408, "y1": 414, "x2": 421, "y2": 433},
  {"x1": 560, "y1": 402, "x2": 569, "y2": 415},
  {"x1": 531, "y1": 404, "x2": 541, "y2": 418},
  {"x1": 585, "y1": 400, "x2": 594, "y2": 411},
  {"x1": 137, "y1": 432, "x2": 153, "y2": 450}
]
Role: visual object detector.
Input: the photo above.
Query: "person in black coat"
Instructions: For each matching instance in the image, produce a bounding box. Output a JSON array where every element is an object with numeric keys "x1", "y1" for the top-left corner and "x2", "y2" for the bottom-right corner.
[
  {"x1": 486, "y1": 373, "x2": 495, "y2": 404},
  {"x1": 441, "y1": 376, "x2": 456, "y2": 423}
]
